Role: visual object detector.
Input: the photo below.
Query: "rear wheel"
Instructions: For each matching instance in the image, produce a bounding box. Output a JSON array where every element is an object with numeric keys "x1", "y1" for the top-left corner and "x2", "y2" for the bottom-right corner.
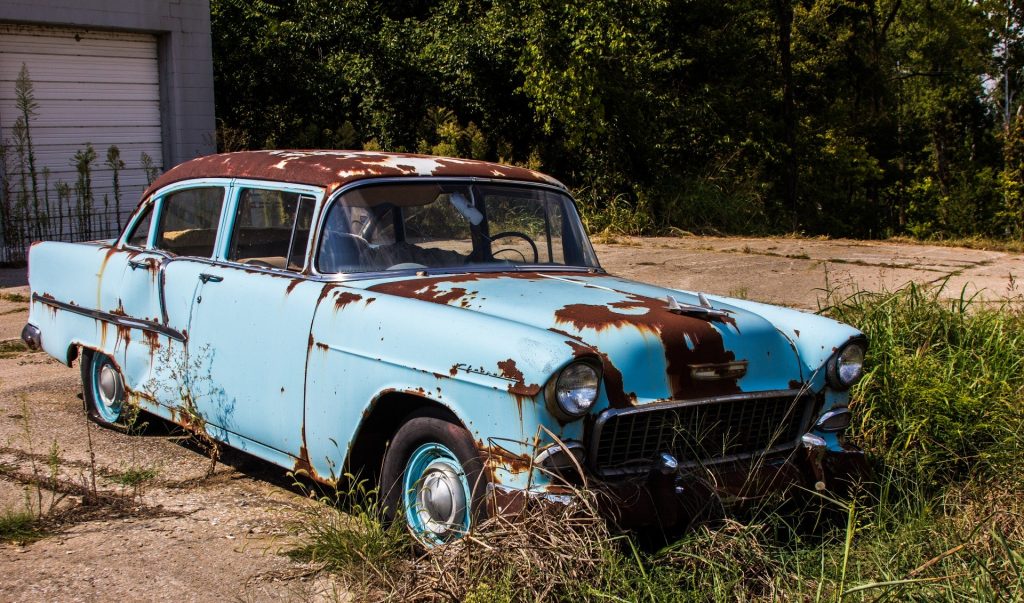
[
  {"x1": 381, "y1": 415, "x2": 488, "y2": 547},
  {"x1": 81, "y1": 349, "x2": 126, "y2": 427}
]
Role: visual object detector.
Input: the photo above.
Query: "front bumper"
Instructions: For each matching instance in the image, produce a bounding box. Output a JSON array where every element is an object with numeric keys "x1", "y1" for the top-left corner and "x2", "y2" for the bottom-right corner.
[
  {"x1": 595, "y1": 440, "x2": 871, "y2": 530},
  {"x1": 485, "y1": 438, "x2": 871, "y2": 531},
  {"x1": 21, "y1": 323, "x2": 41, "y2": 350}
]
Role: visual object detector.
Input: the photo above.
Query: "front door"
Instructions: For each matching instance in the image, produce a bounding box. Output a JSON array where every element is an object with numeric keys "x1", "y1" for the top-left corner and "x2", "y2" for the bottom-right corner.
[{"x1": 180, "y1": 186, "x2": 319, "y2": 463}]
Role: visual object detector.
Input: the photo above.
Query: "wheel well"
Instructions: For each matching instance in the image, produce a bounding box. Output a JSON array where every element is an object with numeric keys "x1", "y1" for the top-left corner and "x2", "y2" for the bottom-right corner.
[
  {"x1": 66, "y1": 343, "x2": 81, "y2": 367},
  {"x1": 345, "y1": 392, "x2": 462, "y2": 485}
]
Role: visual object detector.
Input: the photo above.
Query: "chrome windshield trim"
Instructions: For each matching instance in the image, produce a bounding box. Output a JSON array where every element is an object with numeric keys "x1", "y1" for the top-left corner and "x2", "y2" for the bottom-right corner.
[
  {"x1": 32, "y1": 293, "x2": 186, "y2": 342},
  {"x1": 312, "y1": 264, "x2": 605, "y2": 283}
]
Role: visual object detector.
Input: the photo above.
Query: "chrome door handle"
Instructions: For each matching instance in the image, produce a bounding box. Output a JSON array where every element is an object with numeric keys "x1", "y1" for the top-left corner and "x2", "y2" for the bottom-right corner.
[
  {"x1": 128, "y1": 259, "x2": 150, "y2": 270},
  {"x1": 199, "y1": 273, "x2": 224, "y2": 283}
]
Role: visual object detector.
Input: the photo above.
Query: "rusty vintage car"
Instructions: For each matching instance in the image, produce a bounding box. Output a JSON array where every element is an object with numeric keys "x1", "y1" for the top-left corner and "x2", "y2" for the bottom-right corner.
[{"x1": 22, "y1": 150, "x2": 868, "y2": 545}]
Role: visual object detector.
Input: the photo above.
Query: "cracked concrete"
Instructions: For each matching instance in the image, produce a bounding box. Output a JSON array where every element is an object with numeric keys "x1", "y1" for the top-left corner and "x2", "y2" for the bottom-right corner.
[{"x1": 595, "y1": 236, "x2": 1023, "y2": 309}]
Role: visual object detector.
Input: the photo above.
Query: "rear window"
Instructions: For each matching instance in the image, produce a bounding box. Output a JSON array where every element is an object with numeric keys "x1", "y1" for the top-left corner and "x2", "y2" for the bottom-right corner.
[{"x1": 154, "y1": 187, "x2": 225, "y2": 257}]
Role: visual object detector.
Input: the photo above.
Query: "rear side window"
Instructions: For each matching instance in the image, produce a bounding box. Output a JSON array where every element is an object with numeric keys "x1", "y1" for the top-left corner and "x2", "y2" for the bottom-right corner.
[
  {"x1": 227, "y1": 188, "x2": 316, "y2": 271},
  {"x1": 155, "y1": 187, "x2": 225, "y2": 257},
  {"x1": 125, "y1": 203, "x2": 153, "y2": 248}
]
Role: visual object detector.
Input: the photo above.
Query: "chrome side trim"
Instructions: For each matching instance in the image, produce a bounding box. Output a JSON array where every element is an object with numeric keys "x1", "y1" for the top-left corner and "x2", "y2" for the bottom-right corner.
[
  {"x1": 589, "y1": 389, "x2": 814, "y2": 478},
  {"x1": 32, "y1": 293, "x2": 186, "y2": 342}
]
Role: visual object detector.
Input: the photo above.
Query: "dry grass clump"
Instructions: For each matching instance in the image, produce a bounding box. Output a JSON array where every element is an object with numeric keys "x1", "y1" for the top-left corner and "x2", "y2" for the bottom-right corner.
[
  {"x1": 657, "y1": 519, "x2": 785, "y2": 600},
  {"x1": 407, "y1": 494, "x2": 612, "y2": 601},
  {"x1": 292, "y1": 483, "x2": 619, "y2": 602}
]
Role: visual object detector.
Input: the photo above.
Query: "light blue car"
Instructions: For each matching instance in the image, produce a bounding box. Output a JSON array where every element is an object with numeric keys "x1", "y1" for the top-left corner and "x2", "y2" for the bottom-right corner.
[{"x1": 22, "y1": 150, "x2": 869, "y2": 545}]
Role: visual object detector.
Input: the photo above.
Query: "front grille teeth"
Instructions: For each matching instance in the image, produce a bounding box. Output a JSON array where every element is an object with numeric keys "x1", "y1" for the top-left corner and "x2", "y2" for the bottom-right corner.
[{"x1": 591, "y1": 391, "x2": 811, "y2": 477}]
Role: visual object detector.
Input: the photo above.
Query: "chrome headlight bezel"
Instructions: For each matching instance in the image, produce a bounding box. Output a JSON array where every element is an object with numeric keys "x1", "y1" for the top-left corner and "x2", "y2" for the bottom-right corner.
[
  {"x1": 826, "y1": 339, "x2": 867, "y2": 390},
  {"x1": 546, "y1": 361, "x2": 601, "y2": 420}
]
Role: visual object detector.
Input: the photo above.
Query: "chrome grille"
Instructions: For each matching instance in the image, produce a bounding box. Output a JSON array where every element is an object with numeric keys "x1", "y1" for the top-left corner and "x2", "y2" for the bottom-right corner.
[{"x1": 591, "y1": 391, "x2": 811, "y2": 476}]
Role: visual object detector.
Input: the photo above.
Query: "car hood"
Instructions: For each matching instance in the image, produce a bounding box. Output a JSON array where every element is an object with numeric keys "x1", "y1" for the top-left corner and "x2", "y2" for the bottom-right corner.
[{"x1": 355, "y1": 271, "x2": 805, "y2": 408}]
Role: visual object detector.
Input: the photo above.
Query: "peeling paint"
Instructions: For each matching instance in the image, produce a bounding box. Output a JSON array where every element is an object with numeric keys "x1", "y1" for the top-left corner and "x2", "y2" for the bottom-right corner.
[
  {"x1": 555, "y1": 293, "x2": 741, "y2": 401},
  {"x1": 144, "y1": 151, "x2": 567, "y2": 200}
]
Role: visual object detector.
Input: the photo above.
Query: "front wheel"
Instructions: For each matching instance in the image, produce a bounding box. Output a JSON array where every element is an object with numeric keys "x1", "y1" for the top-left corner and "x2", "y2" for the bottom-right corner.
[
  {"x1": 381, "y1": 415, "x2": 488, "y2": 547},
  {"x1": 81, "y1": 349, "x2": 126, "y2": 427}
]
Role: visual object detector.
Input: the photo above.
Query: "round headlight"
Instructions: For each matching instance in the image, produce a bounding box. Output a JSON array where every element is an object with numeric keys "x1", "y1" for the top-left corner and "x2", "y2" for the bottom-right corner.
[
  {"x1": 828, "y1": 341, "x2": 866, "y2": 389},
  {"x1": 554, "y1": 363, "x2": 600, "y2": 418}
]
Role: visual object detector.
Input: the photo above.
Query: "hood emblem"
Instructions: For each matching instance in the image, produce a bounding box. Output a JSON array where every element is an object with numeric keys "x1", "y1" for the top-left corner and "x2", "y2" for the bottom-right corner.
[
  {"x1": 666, "y1": 294, "x2": 733, "y2": 322},
  {"x1": 690, "y1": 361, "x2": 748, "y2": 381}
]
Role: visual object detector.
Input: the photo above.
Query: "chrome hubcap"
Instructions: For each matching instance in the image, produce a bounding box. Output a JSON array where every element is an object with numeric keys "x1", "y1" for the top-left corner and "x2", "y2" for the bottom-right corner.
[
  {"x1": 98, "y1": 363, "x2": 119, "y2": 409},
  {"x1": 415, "y1": 461, "x2": 468, "y2": 535}
]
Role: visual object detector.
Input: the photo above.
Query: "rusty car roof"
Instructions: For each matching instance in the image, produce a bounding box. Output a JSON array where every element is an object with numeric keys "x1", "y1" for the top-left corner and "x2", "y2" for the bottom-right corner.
[{"x1": 143, "y1": 150, "x2": 566, "y2": 198}]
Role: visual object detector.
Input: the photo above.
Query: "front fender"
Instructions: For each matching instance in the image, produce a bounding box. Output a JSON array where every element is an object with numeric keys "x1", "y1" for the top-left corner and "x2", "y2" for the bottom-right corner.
[
  {"x1": 302, "y1": 285, "x2": 582, "y2": 486},
  {"x1": 709, "y1": 296, "x2": 864, "y2": 388}
]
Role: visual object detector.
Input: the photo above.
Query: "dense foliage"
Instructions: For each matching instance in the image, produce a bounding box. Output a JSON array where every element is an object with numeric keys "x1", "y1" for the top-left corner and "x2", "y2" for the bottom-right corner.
[{"x1": 212, "y1": 0, "x2": 1024, "y2": 239}]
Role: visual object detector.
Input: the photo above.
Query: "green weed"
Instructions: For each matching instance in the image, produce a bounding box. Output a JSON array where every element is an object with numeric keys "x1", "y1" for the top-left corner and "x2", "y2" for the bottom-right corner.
[
  {"x1": 0, "y1": 339, "x2": 29, "y2": 359},
  {"x1": 887, "y1": 234, "x2": 1024, "y2": 255},
  {"x1": 108, "y1": 466, "x2": 158, "y2": 487},
  {"x1": 0, "y1": 292, "x2": 29, "y2": 304},
  {"x1": 289, "y1": 474, "x2": 408, "y2": 596},
  {"x1": 823, "y1": 282, "x2": 1024, "y2": 489},
  {"x1": 575, "y1": 189, "x2": 656, "y2": 237},
  {"x1": 0, "y1": 508, "x2": 41, "y2": 544}
]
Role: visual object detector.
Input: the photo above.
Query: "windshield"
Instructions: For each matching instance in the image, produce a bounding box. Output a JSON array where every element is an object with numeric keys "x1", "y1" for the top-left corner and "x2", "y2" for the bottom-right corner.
[{"x1": 316, "y1": 182, "x2": 600, "y2": 274}]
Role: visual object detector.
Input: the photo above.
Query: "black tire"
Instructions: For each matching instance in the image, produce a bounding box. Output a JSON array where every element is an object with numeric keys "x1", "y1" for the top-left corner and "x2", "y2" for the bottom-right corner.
[
  {"x1": 381, "y1": 414, "x2": 489, "y2": 546},
  {"x1": 80, "y1": 348, "x2": 127, "y2": 428}
]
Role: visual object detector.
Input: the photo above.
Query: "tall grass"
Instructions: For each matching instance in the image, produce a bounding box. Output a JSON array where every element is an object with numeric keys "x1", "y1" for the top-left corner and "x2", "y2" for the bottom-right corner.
[
  {"x1": 293, "y1": 283, "x2": 1024, "y2": 601},
  {"x1": 825, "y1": 282, "x2": 1024, "y2": 489}
]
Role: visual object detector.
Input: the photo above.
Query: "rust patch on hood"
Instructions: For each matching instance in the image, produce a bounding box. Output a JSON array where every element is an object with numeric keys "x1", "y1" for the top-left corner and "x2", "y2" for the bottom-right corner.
[
  {"x1": 366, "y1": 271, "x2": 586, "y2": 307},
  {"x1": 368, "y1": 279, "x2": 472, "y2": 305},
  {"x1": 555, "y1": 293, "x2": 741, "y2": 402}
]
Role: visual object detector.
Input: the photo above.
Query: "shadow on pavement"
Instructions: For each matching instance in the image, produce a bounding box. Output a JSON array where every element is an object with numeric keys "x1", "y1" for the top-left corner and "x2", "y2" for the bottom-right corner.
[{"x1": 0, "y1": 267, "x2": 28, "y2": 288}]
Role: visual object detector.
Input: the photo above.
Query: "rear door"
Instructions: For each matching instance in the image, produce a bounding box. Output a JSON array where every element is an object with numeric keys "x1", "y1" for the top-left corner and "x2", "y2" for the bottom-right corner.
[
  {"x1": 118, "y1": 183, "x2": 230, "y2": 410},
  {"x1": 113, "y1": 198, "x2": 175, "y2": 401}
]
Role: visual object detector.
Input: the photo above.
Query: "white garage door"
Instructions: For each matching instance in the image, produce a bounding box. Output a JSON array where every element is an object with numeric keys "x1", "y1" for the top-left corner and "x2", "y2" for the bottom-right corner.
[{"x1": 0, "y1": 22, "x2": 163, "y2": 251}]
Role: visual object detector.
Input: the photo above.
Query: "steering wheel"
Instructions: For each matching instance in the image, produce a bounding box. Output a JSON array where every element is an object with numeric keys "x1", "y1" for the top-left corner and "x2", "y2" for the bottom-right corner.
[
  {"x1": 489, "y1": 231, "x2": 539, "y2": 264},
  {"x1": 336, "y1": 232, "x2": 371, "y2": 254}
]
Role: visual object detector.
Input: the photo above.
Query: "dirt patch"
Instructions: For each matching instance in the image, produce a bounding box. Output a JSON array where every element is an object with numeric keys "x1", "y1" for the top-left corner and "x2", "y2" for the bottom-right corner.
[
  {"x1": 595, "y1": 236, "x2": 1024, "y2": 309},
  {"x1": 0, "y1": 236, "x2": 1021, "y2": 600}
]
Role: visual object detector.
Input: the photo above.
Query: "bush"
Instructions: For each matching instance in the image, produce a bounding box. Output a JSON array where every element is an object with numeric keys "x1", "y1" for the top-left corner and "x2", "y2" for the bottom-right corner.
[{"x1": 824, "y1": 282, "x2": 1024, "y2": 490}]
